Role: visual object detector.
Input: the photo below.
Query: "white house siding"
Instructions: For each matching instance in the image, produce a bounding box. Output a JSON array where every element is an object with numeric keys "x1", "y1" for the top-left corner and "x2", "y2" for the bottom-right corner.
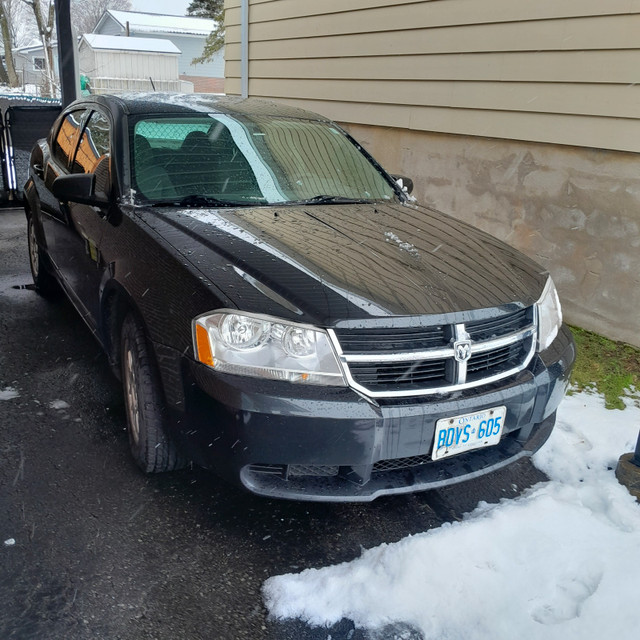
[
  {"x1": 79, "y1": 44, "x2": 184, "y2": 94},
  {"x1": 224, "y1": 0, "x2": 640, "y2": 347},
  {"x1": 93, "y1": 14, "x2": 224, "y2": 79},
  {"x1": 13, "y1": 46, "x2": 60, "y2": 88},
  {"x1": 93, "y1": 50, "x2": 178, "y2": 81}
]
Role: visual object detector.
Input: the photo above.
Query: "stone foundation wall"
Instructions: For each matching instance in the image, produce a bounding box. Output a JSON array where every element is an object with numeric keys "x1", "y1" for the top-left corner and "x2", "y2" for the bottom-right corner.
[{"x1": 344, "y1": 124, "x2": 640, "y2": 347}]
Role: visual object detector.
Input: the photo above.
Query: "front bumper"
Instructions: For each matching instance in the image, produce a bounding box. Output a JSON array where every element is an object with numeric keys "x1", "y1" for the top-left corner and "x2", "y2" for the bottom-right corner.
[{"x1": 173, "y1": 324, "x2": 575, "y2": 502}]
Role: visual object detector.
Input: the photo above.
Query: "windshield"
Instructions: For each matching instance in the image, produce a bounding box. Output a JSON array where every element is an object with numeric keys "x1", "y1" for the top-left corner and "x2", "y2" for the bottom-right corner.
[{"x1": 130, "y1": 114, "x2": 398, "y2": 205}]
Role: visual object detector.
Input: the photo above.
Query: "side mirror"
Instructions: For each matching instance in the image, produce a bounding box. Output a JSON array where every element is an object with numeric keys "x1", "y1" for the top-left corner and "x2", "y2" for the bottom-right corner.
[
  {"x1": 391, "y1": 174, "x2": 414, "y2": 195},
  {"x1": 52, "y1": 173, "x2": 109, "y2": 206}
]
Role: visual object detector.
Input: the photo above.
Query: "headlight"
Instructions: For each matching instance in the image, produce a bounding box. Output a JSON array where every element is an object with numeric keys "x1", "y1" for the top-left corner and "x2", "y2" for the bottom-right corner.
[
  {"x1": 536, "y1": 277, "x2": 563, "y2": 351},
  {"x1": 193, "y1": 311, "x2": 347, "y2": 386}
]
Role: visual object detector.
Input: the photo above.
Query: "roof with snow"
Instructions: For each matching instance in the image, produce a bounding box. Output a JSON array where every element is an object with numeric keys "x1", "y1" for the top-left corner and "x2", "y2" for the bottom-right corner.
[
  {"x1": 80, "y1": 33, "x2": 181, "y2": 55},
  {"x1": 100, "y1": 10, "x2": 216, "y2": 37},
  {"x1": 15, "y1": 41, "x2": 59, "y2": 54}
]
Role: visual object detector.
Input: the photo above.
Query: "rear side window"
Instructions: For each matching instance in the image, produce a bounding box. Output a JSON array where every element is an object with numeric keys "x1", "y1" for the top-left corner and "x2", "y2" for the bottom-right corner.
[
  {"x1": 73, "y1": 110, "x2": 111, "y2": 195},
  {"x1": 73, "y1": 111, "x2": 110, "y2": 174},
  {"x1": 53, "y1": 110, "x2": 86, "y2": 168}
]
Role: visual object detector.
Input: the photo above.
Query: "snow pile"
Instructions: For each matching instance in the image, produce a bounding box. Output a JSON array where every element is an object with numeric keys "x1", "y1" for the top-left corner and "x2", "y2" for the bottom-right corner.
[
  {"x1": 0, "y1": 86, "x2": 59, "y2": 101},
  {"x1": 48, "y1": 400, "x2": 70, "y2": 410},
  {"x1": 0, "y1": 386, "x2": 20, "y2": 400},
  {"x1": 263, "y1": 393, "x2": 640, "y2": 640}
]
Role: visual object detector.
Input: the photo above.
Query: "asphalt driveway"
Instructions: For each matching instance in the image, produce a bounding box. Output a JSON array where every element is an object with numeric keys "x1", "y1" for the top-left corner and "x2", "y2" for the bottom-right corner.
[{"x1": 0, "y1": 207, "x2": 547, "y2": 640}]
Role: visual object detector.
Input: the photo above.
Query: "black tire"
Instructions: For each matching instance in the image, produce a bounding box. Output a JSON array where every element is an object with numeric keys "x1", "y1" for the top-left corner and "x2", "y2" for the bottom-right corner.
[
  {"x1": 120, "y1": 313, "x2": 186, "y2": 473},
  {"x1": 27, "y1": 215, "x2": 58, "y2": 297}
]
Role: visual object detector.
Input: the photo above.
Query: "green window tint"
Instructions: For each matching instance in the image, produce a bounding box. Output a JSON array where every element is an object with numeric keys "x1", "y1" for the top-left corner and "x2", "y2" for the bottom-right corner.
[
  {"x1": 130, "y1": 114, "x2": 396, "y2": 205},
  {"x1": 134, "y1": 120, "x2": 210, "y2": 149}
]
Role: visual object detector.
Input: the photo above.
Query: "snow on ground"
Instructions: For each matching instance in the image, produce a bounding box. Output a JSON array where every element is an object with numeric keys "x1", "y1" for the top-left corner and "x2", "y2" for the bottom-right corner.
[
  {"x1": 263, "y1": 392, "x2": 640, "y2": 640},
  {"x1": 0, "y1": 386, "x2": 20, "y2": 400},
  {"x1": 48, "y1": 399, "x2": 70, "y2": 410}
]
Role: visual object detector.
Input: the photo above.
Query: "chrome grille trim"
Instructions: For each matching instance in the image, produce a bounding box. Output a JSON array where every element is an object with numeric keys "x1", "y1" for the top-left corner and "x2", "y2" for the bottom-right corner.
[
  {"x1": 341, "y1": 346, "x2": 455, "y2": 363},
  {"x1": 328, "y1": 308, "x2": 537, "y2": 398}
]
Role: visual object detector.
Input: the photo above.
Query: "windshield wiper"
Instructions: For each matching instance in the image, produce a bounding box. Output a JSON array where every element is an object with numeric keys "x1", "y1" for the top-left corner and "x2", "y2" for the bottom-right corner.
[
  {"x1": 150, "y1": 195, "x2": 266, "y2": 208},
  {"x1": 281, "y1": 195, "x2": 374, "y2": 206},
  {"x1": 178, "y1": 194, "x2": 268, "y2": 208}
]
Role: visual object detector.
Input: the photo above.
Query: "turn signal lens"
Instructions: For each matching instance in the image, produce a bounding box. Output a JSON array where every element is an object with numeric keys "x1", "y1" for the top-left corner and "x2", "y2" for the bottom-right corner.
[{"x1": 195, "y1": 323, "x2": 214, "y2": 366}]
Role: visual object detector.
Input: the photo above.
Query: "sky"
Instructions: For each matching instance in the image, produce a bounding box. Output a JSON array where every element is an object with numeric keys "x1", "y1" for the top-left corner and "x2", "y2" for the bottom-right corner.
[
  {"x1": 130, "y1": 0, "x2": 191, "y2": 16},
  {"x1": 263, "y1": 391, "x2": 640, "y2": 640}
]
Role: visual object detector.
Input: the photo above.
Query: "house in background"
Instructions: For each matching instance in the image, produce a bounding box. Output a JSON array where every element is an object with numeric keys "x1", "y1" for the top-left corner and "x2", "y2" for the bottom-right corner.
[
  {"x1": 13, "y1": 42, "x2": 60, "y2": 93},
  {"x1": 225, "y1": 0, "x2": 640, "y2": 348},
  {"x1": 93, "y1": 10, "x2": 224, "y2": 93},
  {"x1": 78, "y1": 34, "x2": 192, "y2": 95}
]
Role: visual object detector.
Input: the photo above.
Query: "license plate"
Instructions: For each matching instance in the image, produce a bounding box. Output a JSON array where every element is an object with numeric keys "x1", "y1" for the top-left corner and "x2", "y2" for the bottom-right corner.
[{"x1": 432, "y1": 406, "x2": 507, "y2": 461}]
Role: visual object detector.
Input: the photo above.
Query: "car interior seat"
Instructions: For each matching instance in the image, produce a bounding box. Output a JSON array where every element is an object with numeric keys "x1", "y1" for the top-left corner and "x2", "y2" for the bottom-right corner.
[
  {"x1": 133, "y1": 134, "x2": 177, "y2": 201},
  {"x1": 171, "y1": 130, "x2": 218, "y2": 196}
]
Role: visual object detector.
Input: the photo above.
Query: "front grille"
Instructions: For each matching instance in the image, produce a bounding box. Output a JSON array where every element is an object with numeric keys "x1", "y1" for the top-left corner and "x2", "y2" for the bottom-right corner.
[
  {"x1": 336, "y1": 325, "x2": 447, "y2": 354},
  {"x1": 372, "y1": 454, "x2": 432, "y2": 473},
  {"x1": 249, "y1": 459, "x2": 432, "y2": 480},
  {"x1": 248, "y1": 463, "x2": 286, "y2": 476},
  {"x1": 288, "y1": 464, "x2": 339, "y2": 478},
  {"x1": 330, "y1": 307, "x2": 536, "y2": 398},
  {"x1": 348, "y1": 359, "x2": 447, "y2": 391},
  {"x1": 467, "y1": 308, "x2": 530, "y2": 341},
  {"x1": 248, "y1": 463, "x2": 339, "y2": 479},
  {"x1": 467, "y1": 342, "x2": 524, "y2": 380}
]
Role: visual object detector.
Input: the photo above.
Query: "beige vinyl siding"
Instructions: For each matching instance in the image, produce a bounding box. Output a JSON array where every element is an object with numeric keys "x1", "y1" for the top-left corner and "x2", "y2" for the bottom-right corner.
[
  {"x1": 224, "y1": 0, "x2": 640, "y2": 153},
  {"x1": 227, "y1": 0, "x2": 640, "y2": 26}
]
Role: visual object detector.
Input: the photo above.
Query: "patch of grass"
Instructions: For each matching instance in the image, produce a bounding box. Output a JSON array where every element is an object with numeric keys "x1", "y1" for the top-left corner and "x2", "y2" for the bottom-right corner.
[{"x1": 569, "y1": 326, "x2": 640, "y2": 410}]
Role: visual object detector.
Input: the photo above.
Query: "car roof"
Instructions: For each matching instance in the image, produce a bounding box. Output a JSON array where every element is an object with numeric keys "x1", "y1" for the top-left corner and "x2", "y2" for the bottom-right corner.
[{"x1": 73, "y1": 93, "x2": 332, "y2": 122}]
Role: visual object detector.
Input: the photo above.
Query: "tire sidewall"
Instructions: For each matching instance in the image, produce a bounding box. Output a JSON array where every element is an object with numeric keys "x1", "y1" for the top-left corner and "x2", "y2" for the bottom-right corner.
[
  {"x1": 27, "y1": 214, "x2": 57, "y2": 296},
  {"x1": 120, "y1": 314, "x2": 184, "y2": 473}
]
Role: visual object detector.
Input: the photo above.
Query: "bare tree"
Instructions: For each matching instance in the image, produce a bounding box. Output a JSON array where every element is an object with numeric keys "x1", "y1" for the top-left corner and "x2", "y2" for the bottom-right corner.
[
  {"x1": 22, "y1": 0, "x2": 55, "y2": 95},
  {"x1": 5, "y1": 0, "x2": 34, "y2": 46},
  {"x1": 71, "y1": 0, "x2": 131, "y2": 36},
  {"x1": 0, "y1": 3, "x2": 17, "y2": 84},
  {"x1": 0, "y1": 0, "x2": 23, "y2": 86}
]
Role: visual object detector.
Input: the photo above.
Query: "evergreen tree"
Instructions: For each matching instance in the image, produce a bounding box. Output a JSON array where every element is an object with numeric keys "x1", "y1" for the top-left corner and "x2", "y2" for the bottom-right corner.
[{"x1": 187, "y1": 0, "x2": 224, "y2": 64}]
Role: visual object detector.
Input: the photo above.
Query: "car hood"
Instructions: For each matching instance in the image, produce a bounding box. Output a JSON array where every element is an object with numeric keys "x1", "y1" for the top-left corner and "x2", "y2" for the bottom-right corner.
[{"x1": 142, "y1": 201, "x2": 546, "y2": 325}]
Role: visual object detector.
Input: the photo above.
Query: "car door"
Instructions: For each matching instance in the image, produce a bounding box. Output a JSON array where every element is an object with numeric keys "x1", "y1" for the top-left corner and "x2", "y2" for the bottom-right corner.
[
  {"x1": 40, "y1": 108, "x2": 88, "y2": 256},
  {"x1": 62, "y1": 109, "x2": 113, "y2": 326},
  {"x1": 49, "y1": 109, "x2": 113, "y2": 327}
]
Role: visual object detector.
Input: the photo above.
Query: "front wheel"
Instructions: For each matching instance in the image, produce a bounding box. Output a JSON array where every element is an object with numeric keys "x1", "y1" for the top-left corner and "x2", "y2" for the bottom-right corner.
[
  {"x1": 27, "y1": 215, "x2": 58, "y2": 297},
  {"x1": 120, "y1": 314, "x2": 186, "y2": 473}
]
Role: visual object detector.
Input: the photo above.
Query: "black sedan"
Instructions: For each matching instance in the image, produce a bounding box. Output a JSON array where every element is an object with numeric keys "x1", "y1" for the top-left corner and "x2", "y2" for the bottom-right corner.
[{"x1": 24, "y1": 93, "x2": 575, "y2": 501}]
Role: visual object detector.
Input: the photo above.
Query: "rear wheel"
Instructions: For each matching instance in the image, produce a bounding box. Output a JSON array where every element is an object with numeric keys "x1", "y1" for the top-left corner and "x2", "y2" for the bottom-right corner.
[
  {"x1": 121, "y1": 314, "x2": 186, "y2": 473},
  {"x1": 27, "y1": 215, "x2": 58, "y2": 297}
]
